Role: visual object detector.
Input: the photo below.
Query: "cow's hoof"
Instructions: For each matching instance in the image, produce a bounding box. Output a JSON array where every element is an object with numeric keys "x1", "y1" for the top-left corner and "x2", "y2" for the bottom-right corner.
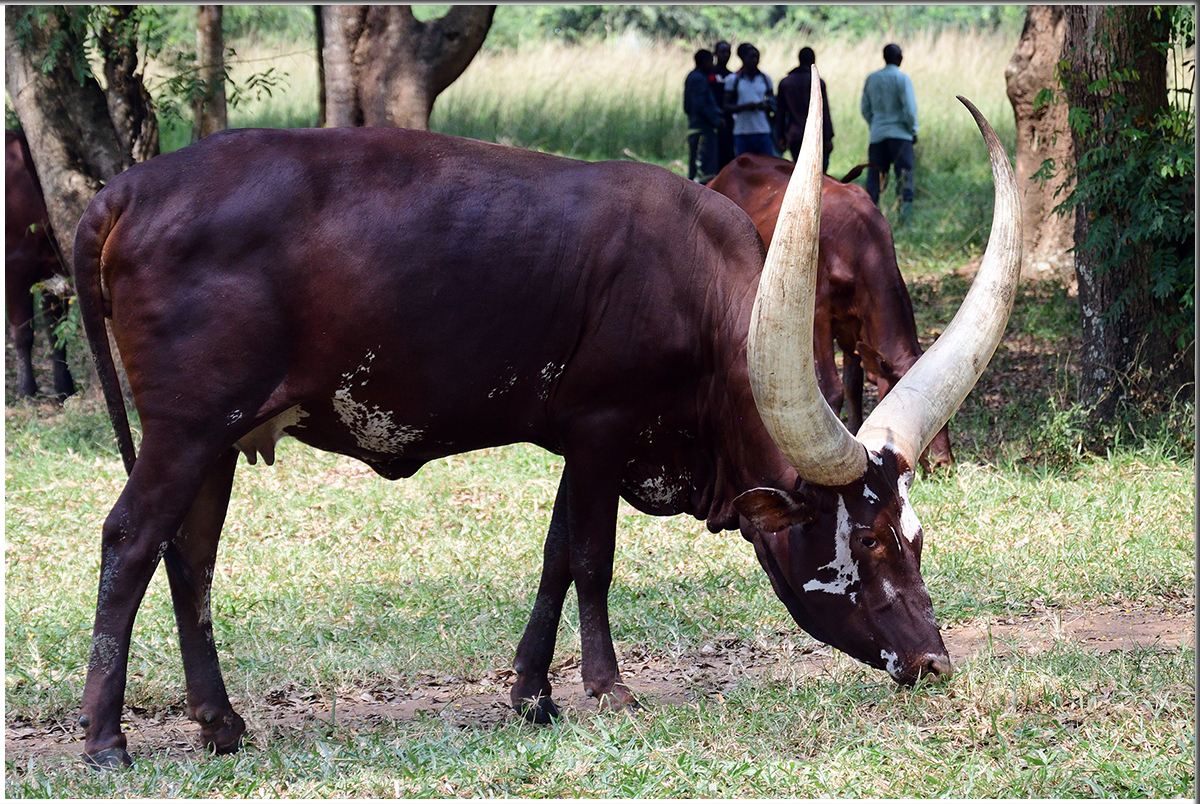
[
  {"x1": 199, "y1": 710, "x2": 246, "y2": 755},
  {"x1": 82, "y1": 747, "x2": 133, "y2": 770},
  {"x1": 514, "y1": 694, "x2": 560, "y2": 724},
  {"x1": 589, "y1": 682, "x2": 640, "y2": 713}
]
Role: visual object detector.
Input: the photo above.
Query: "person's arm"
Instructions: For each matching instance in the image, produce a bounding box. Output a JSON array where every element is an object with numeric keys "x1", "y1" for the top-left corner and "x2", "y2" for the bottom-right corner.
[
  {"x1": 904, "y1": 75, "x2": 918, "y2": 138},
  {"x1": 860, "y1": 78, "x2": 873, "y2": 125}
]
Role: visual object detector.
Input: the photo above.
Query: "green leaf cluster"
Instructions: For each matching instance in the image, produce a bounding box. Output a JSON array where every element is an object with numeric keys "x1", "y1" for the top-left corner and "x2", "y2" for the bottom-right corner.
[
  {"x1": 495, "y1": 5, "x2": 1024, "y2": 48},
  {"x1": 1056, "y1": 6, "x2": 1195, "y2": 356}
]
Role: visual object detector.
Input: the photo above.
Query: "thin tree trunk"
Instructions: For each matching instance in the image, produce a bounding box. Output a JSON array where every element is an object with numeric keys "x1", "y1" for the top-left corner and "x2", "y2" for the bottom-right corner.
[
  {"x1": 1004, "y1": 5, "x2": 1075, "y2": 291},
  {"x1": 192, "y1": 5, "x2": 227, "y2": 141}
]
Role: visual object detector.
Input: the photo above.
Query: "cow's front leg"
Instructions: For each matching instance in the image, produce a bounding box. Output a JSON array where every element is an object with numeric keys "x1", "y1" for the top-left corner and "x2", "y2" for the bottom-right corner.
[
  {"x1": 511, "y1": 468, "x2": 573, "y2": 722},
  {"x1": 163, "y1": 448, "x2": 245, "y2": 754},
  {"x1": 563, "y1": 456, "x2": 636, "y2": 712}
]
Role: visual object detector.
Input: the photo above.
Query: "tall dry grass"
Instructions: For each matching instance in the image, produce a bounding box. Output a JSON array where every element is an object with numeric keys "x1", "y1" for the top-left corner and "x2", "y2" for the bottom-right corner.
[{"x1": 430, "y1": 28, "x2": 1021, "y2": 174}]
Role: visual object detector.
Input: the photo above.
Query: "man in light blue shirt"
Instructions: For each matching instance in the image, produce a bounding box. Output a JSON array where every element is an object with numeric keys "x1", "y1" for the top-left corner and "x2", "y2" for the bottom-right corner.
[{"x1": 861, "y1": 44, "x2": 917, "y2": 221}]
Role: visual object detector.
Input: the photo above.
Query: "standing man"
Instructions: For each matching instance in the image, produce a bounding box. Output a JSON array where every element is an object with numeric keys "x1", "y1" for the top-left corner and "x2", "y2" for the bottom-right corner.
[
  {"x1": 711, "y1": 41, "x2": 735, "y2": 171},
  {"x1": 861, "y1": 43, "x2": 918, "y2": 222},
  {"x1": 723, "y1": 44, "x2": 777, "y2": 158},
  {"x1": 775, "y1": 46, "x2": 834, "y2": 172},
  {"x1": 683, "y1": 49, "x2": 723, "y2": 183}
]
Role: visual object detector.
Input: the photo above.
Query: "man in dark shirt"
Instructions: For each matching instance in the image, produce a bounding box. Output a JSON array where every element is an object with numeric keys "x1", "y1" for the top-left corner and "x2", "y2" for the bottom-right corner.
[
  {"x1": 710, "y1": 41, "x2": 735, "y2": 171},
  {"x1": 683, "y1": 49, "x2": 724, "y2": 183},
  {"x1": 775, "y1": 47, "x2": 834, "y2": 172}
]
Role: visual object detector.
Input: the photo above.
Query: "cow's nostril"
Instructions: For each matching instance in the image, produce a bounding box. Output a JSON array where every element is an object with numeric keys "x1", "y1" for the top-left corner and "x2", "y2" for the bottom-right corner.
[{"x1": 922, "y1": 653, "x2": 954, "y2": 681}]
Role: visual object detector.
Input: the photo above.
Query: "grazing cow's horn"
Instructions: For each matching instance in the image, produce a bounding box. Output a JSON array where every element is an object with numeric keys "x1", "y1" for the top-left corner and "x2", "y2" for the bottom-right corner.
[
  {"x1": 747, "y1": 66, "x2": 869, "y2": 486},
  {"x1": 855, "y1": 97, "x2": 1021, "y2": 469}
]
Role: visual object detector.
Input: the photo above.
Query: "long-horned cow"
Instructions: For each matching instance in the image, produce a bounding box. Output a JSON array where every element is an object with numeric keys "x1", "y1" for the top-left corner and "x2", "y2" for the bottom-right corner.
[
  {"x1": 6, "y1": 129, "x2": 76, "y2": 401},
  {"x1": 73, "y1": 72, "x2": 1018, "y2": 768},
  {"x1": 708, "y1": 153, "x2": 953, "y2": 469}
]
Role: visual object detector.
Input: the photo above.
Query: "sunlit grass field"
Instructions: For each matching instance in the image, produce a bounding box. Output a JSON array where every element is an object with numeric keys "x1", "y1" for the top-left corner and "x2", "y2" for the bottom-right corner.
[{"x1": 7, "y1": 25, "x2": 1195, "y2": 800}]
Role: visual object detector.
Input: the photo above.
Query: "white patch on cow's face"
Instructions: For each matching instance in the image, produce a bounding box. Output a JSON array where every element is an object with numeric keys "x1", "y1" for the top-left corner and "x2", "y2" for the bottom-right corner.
[
  {"x1": 897, "y1": 470, "x2": 921, "y2": 545},
  {"x1": 802, "y1": 495, "x2": 861, "y2": 602},
  {"x1": 881, "y1": 649, "x2": 900, "y2": 679},
  {"x1": 235, "y1": 406, "x2": 309, "y2": 466},
  {"x1": 881, "y1": 577, "x2": 897, "y2": 602},
  {"x1": 332, "y1": 352, "x2": 423, "y2": 454},
  {"x1": 862, "y1": 484, "x2": 879, "y2": 503}
]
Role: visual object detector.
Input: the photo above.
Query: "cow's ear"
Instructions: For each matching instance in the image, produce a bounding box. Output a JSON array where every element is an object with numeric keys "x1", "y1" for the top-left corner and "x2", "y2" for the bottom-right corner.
[
  {"x1": 733, "y1": 487, "x2": 818, "y2": 531},
  {"x1": 856, "y1": 341, "x2": 896, "y2": 382}
]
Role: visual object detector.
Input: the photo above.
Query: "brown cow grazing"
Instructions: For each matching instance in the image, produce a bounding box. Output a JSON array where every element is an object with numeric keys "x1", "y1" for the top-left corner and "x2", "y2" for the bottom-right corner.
[
  {"x1": 72, "y1": 72, "x2": 1018, "y2": 768},
  {"x1": 6, "y1": 130, "x2": 75, "y2": 401},
  {"x1": 708, "y1": 153, "x2": 954, "y2": 469}
]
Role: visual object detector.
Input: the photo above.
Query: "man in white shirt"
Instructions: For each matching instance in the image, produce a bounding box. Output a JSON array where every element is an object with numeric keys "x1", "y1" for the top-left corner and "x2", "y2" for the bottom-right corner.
[{"x1": 723, "y1": 44, "x2": 777, "y2": 158}]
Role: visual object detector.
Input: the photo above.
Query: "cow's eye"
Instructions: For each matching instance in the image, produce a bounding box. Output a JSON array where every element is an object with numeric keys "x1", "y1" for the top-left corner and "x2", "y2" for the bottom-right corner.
[{"x1": 859, "y1": 535, "x2": 878, "y2": 549}]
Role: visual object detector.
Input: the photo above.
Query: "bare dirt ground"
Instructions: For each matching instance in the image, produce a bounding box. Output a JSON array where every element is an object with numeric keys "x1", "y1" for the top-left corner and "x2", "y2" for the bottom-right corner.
[{"x1": 7, "y1": 604, "x2": 1193, "y2": 765}]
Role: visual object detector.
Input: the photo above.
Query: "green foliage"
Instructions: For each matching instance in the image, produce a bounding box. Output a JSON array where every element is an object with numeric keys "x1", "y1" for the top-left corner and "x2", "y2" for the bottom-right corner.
[
  {"x1": 1054, "y1": 6, "x2": 1195, "y2": 356},
  {"x1": 501, "y1": 5, "x2": 1024, "y2": 48}
]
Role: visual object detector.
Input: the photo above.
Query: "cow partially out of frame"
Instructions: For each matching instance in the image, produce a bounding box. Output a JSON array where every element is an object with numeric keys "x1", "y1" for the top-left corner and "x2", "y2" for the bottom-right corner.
[
  {"x1": 708, "y1": 153, "x2": 954, "y2": 470},
  {"x1": 6, "y1": 129, "x2": 75, "y2": 402},
  {"x1": 73, "y1": 73, "x2": 1018, "y2": 768}
]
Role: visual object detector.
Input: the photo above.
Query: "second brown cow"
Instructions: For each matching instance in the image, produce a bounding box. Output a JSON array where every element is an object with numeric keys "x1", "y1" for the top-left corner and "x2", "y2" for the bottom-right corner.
[{"x1": 708, "y1": 154, "x2": 952, "y2": 469}]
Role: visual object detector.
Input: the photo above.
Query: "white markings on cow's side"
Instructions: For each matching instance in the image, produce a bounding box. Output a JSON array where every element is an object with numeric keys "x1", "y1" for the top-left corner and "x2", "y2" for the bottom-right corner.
[
  {"x1": 897, "y1": 469, "x2": 921, "y2": 544},
  {"x1": 488, "y1": 368, "x2": 519, "y2": 399},
  {"x1": 537, "y1": 362, "x2": 566, "y2": 400},
  {"x1": 638, "y1": 474, "x2": 683, "y2": 509},
  {"x1": 334, "y1": 351, "x2": 423, "y2": 455},
  {"x1": 235, "y1": 406, "x2": 310, "y2": 466},
  {"x1": 881, "y1": 649, "x2": 901, "y2": 679},
  {"x1": 802, "y1": 495, "x2": 861, "y2": 603}
]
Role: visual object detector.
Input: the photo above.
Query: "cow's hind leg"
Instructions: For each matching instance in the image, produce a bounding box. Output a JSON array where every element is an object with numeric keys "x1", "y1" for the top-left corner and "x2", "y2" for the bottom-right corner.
[
  {"x1": 79, "y1": 433, "x2": 229, "y2": 768},
  {"x1": 163, "y1": 448, "x2": 245, "y2": 754},
  {"x1": 511, "y1": 468, "x2": 573, "y2": 722}
]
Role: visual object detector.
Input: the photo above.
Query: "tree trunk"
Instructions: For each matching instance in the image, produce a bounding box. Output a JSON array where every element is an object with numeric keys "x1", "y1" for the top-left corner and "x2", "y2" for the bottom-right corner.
[
  {"x1": 320, "y1": 5, "x2": 495, "y2": 130},
  {"x1": 5, "y1": 6, "x2": 126, "y2": 270},
  {"x1": 98, "y1": 5, "x2": 159, "y2": 166},
  {"x1": 1061, "y1": 6, "x2": 1173, "y2": 418},
  {"x1": 192, "y1": 5, "x2": 227, "y2": 141},
  {"x1": 314, "y1": 5, "x2": 327, "y2": 127},
  {"x1": 1004, "y1": 5, "x2": 1076, "y2": 291}
]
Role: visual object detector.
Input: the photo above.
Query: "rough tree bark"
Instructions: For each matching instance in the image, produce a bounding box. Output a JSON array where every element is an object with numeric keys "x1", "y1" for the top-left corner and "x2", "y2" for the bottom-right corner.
[
  {"x1": 192, "y1": 5, "x2": 228, "y2": 141},
  {"x1": 320, "y1": 5, "x2": 495, "y2": 130},
  {"x1": 1004, "y1": 5, "x2": 1076, "y2": 291},
  {"x1": 5, "y1": 6, "x2": 127, "y2": 269},
  {"x1": 1060, "y1": 5, "x2": 1173, "y2": 417}
]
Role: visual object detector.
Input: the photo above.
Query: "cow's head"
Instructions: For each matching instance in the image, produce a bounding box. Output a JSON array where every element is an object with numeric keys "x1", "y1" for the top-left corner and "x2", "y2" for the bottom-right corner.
[{"x1": 735, "y1": 70, "x2": 1020, "y2": 683}]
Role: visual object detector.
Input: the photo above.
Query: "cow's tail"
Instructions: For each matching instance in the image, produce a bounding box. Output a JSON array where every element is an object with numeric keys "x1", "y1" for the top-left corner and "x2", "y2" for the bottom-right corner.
[
  {"x1": 73, "y1": 193, "x2": 137, "y2": 475},
  {"x1": 838, "y1": 163, "x2": 874, "y2": 184}
]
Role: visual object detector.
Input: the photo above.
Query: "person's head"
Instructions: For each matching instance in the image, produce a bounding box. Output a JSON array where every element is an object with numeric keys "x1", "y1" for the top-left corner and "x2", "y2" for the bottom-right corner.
[
  {"x1": 883, "y1": 43, "x2": 903, "y2": 65},
  {"x1": 798, "y1": 47, "x2": 816, "y2": 67},
  {"x1": 694, "y1": 49, "x2": 714, "y2": 72},
  {"x1": 714, "y1": 41, "x2": 731, "y2": 67},
  {"x1": 739, "y1": 44, "x2": 760, "y2": 71}
]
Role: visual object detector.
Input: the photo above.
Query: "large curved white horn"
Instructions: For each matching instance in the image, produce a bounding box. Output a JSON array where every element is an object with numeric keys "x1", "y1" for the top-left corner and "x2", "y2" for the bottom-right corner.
[
  {"x1": 747, "y1": 66, "x2": 868, "y2": 486},
  {"x1": 856, "y1": 96, "x2": 1022, "y2": 468}
]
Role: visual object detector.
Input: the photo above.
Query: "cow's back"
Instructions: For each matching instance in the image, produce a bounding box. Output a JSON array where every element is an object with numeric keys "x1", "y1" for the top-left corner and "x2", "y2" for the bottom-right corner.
[{"x1": 82, "y1": 127, "x2": 767, "y2": 474}]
